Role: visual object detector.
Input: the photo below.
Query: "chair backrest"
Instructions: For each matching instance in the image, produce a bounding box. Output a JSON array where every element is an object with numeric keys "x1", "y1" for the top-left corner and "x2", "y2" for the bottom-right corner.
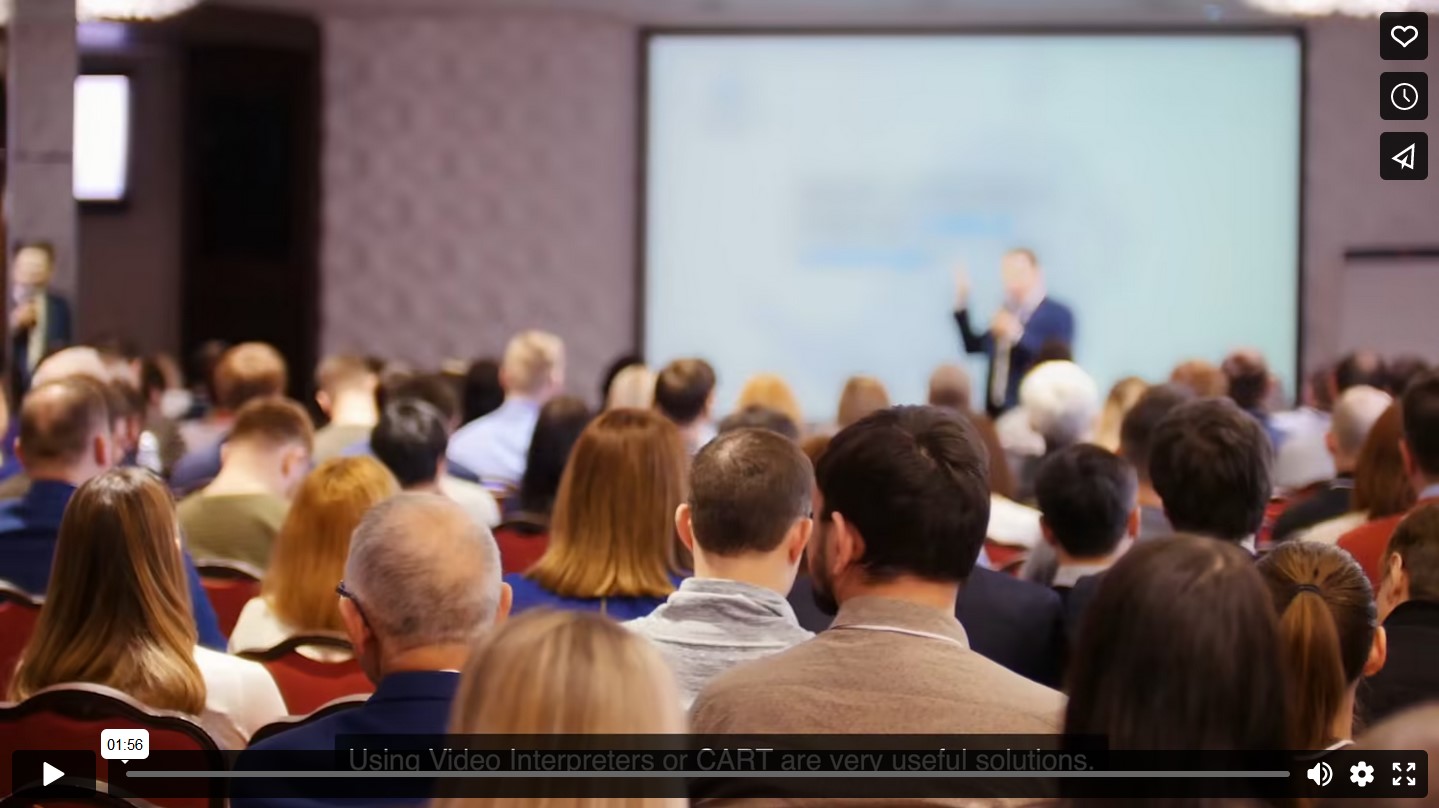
[
  {"x1": 247, "y1": 693, "x2": 369, "y2": 746},
  {"x1": 0, "y1": 581, "x2": 44, "y2": 698},
  {"x1": 194, "y1": 561, "x2": 262, "y2": 637},
  {"x1": 235, "y1": 634, "x2": 374, "y2": 716},
  {"x1": 492, "y1": 520, "x2": 549, "y2": 574},
  {"x1": 0, "y1": 683, "x2": 225, "y2": 808}
]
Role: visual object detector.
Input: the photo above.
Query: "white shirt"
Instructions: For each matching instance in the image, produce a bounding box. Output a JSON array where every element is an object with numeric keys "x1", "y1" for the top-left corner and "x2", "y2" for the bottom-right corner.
[
  {"x1": 229, "y1": 597, "x2": 354, "y2": 663},
  {"x1": 1300, "y1": 511, "x2": 1369, "y2": 546},
  {"x1": 438, "y1": 474, "x2": 502, "y2": 528},
  {"x1": 193, "y1": 645, "x2": 287, "y2": 740}
]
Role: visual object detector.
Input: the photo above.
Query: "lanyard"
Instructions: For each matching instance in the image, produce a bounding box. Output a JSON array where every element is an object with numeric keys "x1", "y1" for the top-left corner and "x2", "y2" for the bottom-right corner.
[{"x1": 831, "y1": 623, "x2": 967, "y2": 650}]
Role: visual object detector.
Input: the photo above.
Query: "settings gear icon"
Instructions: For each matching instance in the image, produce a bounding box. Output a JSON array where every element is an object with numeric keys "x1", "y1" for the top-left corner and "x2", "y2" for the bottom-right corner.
[{"x1": 1350, "y1": 761, "x2": 1375, "y2": 787}]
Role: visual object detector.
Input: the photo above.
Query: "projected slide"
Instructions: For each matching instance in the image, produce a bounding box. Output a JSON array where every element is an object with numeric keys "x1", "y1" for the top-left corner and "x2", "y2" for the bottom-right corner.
[{"x1": 644, "y1": 34, "x2": 1301, "y2": 422}]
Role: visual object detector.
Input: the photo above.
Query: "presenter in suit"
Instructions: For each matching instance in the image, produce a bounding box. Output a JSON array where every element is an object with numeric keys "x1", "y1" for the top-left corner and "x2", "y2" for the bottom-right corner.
[
  {"x1": 954, "y1": 248, "x2": 1075, "y2": 417},
  {"x1": 9, "y1": 242, "x2": 73, "y2": 397}
]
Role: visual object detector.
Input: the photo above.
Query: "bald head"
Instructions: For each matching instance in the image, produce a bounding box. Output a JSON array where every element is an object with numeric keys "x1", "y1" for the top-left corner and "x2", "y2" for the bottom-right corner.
[
  {"x1": 32, "y1": 347, "x2": 110, "y2": 388},
  {"x1": 18, "y1": 379, "x2": 111, "y2": 476},
  {"x1": 1331, "y1": 385, "x2": 1393, "y2": 463},
  {"x1": 344, "y1": 493, "x2": 502, "y2": 652},
  {"x1": 928, "y1": 364, "x2": 972, "y2": 412}
]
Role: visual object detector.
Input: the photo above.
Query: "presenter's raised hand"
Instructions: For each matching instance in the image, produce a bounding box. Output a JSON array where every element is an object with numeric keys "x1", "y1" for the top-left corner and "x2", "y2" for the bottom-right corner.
[
  {"x1": 952, "y1": 266, "x2": 972, "y2": 311},
  {"x1": 991, "y1": 309, "x2": 1021, "y2": 343}
]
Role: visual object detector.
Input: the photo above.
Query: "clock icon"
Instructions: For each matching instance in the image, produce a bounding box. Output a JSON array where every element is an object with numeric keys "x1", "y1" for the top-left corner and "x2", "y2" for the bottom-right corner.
[{"x1": 1392, "y1": 82, "x2": 1420, "y2": 111}]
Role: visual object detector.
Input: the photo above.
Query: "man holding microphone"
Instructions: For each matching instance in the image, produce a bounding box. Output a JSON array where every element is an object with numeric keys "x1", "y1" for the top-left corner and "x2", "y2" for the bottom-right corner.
[{"x1": 954, "y1": 248, "x2": 1075, "y2": 417}]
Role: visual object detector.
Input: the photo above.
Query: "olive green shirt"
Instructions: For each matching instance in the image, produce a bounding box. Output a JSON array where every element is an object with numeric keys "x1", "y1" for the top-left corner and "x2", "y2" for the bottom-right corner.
[{"x1": 178, "y1": 492, "x2": 288, "y2": 570}]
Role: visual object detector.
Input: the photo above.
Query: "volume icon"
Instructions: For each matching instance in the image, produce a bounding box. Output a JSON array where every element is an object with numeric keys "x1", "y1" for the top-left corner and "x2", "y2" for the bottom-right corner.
[{"x1": 1308, "y1": 761, "x2": 1333, "y2": 787}]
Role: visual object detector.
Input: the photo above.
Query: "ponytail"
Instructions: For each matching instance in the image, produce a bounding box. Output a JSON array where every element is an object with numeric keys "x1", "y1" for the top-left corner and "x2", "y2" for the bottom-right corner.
[{"x1": 1276, "y1": 587, "x2": 1348, "y2": 749}]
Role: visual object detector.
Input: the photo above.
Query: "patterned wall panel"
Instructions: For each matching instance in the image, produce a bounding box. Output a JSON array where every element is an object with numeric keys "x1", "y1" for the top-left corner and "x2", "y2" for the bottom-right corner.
[{"x1": 321, "y1": 12, "x2": 638, "y2": 398}]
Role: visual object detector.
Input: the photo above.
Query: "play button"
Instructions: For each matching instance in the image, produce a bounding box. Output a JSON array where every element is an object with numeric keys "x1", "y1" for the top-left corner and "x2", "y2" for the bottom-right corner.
[
  {"x1": 42, "y1": 761, "x2": 64, "y2": 787},
  {"x1": 9, "y1": 750, "x2": 96, "y2": 795}
]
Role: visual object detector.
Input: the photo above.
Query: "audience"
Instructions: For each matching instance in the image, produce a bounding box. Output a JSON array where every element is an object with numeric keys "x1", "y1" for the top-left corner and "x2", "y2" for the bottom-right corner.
[
  {"x1": 653, "y1": 358, "x2": 718, "y2": 455},
  {"x1": 237, "y1": 494, "x2": 510, "y2": 759},
  {"x1": 835, "y1": 375, "x2": 890, "y2": 429},
  {"x1": 229, "y1": 457, "x2": 399, "y2": 658},
  {"x1": 1033, "y1": 445, "x2": 1136, "y2": 615},
  {"x1": 928, "y1": 362, "x2": 1015, "y2": 500},
  {"x1": 1009, "y1": 359, "x2": 1100, "y2": 502},
  {"x1": 139, "y1": 353, "x2": 188, "y2": 475},
  {"x1": 1341, "y1": 371, "x2": 1439, "y2": 586},
  {"x1": 0, "y1": 378, "x2": 224, "y2": 647},
  {"x1": 1169, "y1": 358, "x2": 1229, "y2": 398},
  {"x1": 460, "y1": 357, "x2": 504, "y2": 425},
  {"x1": 598, "y1": 352, "x2": 644, "y2": 410},
  {"x1": 369, "y1": 399, "x2": 451, "y2": 493},
  {"x1": 1272, "y1": 385, "x2": 1391, "y2": 543},
  {"x1": 1257, "y1": 541, "x2": 1385, "y2": 749},
  {"x1": 604, "y1": 363, "x2": 656, "y2": 411},
  {"x1": 692, "y1": 406, "x2": 1063, "y2": 737},
  {"x1": 1365, "y1": 503, "x2": 1439, "y2": 723},
  {"x1": 172, "y1": 342, "x2": 290, "y2": 494},
  {"x1": 627, "y1": 428, "x2": 815, "y2": 707},
  {"x1": 311, "y1": 355, "x2": 380, "y2": 464},
  {"x1": 1150, "y1": 397, "x2": 1274, "y2": 550},
  {"x1": 448, "y1": 330, "x2": 565, "y2": 492},
  {"x1": 1064, "y1": 536, "x2": 1290, "y2": 751},
  {"x1": 10, "y1": 468, "x2": 285, "y2": 743},
  {"x1": 1303, "y1": 403, "x2": 1417, "y2": 544},
  {"x1": 512, "y1": 395, "x2": 592, "y2": 523},
  {"x1": 1386, "y1": 355, "x2": 1431, "y2": 398},
  {"x1": 735, "y1": 373, "x2": 803, "y2": 429},
  {"x1": 506, "y1": 409, "x2": 688, "y2": 618},
  {"x1": 1325, "y1": 704, "x2": 1439, "y2": 808},
  {"x1": 434, "y1": 611, "x2": 686, "y2": 808},
  {"x1": 1093, "y1": 375, "x2": 1147, "y2": 452},
  {"x1": 177, "y1": 397, "x2": 314, "y2": 569},
  {"x1": 717, "y1": 404, "x2": 800, "y2": 441}
]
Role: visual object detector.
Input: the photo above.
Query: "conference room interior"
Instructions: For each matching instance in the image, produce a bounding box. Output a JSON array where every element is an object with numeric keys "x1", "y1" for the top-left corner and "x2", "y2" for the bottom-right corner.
[{"x1": 3, "y1": 0, "x2": 1439, "y2": 804}]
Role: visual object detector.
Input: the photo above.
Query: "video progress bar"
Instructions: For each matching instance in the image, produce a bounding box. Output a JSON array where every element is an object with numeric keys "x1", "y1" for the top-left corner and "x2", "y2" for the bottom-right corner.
[{"x1": 127, "y1": 770, "x2": 1291, "y2": 779}]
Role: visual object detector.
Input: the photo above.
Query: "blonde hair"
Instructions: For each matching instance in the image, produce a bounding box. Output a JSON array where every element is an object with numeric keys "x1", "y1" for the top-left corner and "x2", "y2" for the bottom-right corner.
[
  {"x1": 836, "y1": 376, "x2": 890, "y2": 429},
  {"x1": 736, "y1": 374, "x2": 802, "y2": 428},
  {"x1": 11, "y1": 469, "x2": 206, "y2": 714},
  {"x1": 605, "y1": 364, "x2": 655, "y2": 411},
  {"x1": 434, "y1": 610, "x2": 685, "y2": 808},
  {"x1": 263, "y1": 457, "x2": 399, "y2": 632},
  {"x1": 527, "y1": 410, "x2": 687, "y2": 599},
  {"x1": 503, "y1": 330, "x2": 565, "y2": 396},
  {"x1": 1094, "y1": 376, "x2": 1149, "y2": 452}
]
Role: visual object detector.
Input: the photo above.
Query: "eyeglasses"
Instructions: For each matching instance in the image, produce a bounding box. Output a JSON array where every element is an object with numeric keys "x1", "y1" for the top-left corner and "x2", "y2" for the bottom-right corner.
[{"x1": 336, "y1": 580, "x2": 370, "y2": 627}]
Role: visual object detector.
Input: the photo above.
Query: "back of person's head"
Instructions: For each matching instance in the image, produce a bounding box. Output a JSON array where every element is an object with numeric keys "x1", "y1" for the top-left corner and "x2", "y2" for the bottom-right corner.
[
  {"x1": 343, "y1": 493, "x2": 508, "y2": 676},
  {"x1": 1221, "y1": 349, "x2": 1271, "y2": 412},
  {"x1": 31, "y1": 346, "x2": 110, "y2": 388},
  {"x1": 1034, "y1": 444, "x2": 1136, "y2": 561},
  {"x1": 10, "y1": 468, "x2": 204, "y2": 713},
  {"x1": 1381, "y1": 503, "x2": 1439, "y2": 614},
  {"x1": 927, "y1": 363, "x2": 972, "y2": 412},
  {"x1": 598, "y1": 352, "x2": 643, "y2": 408},
  {"x1": 718, "y1": 405, "x2": 799, "y2": 442},
  {"x1": 213, "y1": 342, "x2": 289, "y2": 413},
  {"x1": 1330, "y1": 385, "x2": 1393, "y2": 461},
  {"x1": 736, "y1": 373, "x2": 803, "y2": 429},
  {"x1": 605, "y1": 364, "x2": 656, "y2": 411},
  {"x1": 436, "y1": 612, "x2": 685, "y2": 807},
  {"x1": 1170, "y1": 358, "x2": 1229, "y2": 398},
  {"x1": 462, "y1": 358, "x2": 504, "y2": 424},
  {"x1": 379, "y1": 372, "x2": 462, "y2": 431},
  {"x1": 519, "y1": 395, "x2": 593, "y2": 516},
  {"x1": 653, "y1": 358, "x2": 716, "y2": 426},
  {"x1": 314, "y1": 354, "x2": 378, "y2": 410},
  {"x1": 1325, "y1": 704, "x2": 1439, "y2": 808},
  {"x1": 530, "y1": 409, "x2": 688, "y2": 599},
  {"x1": 1401, "y1": 370, "x2": 1439, "y2": 481},
  {"x1": 1387, "y1": 355, "x2": 1432, "y2": 398},
  {"x1": 1118, "y1": 383, "x2": 1194, "y2": 483},
  {"x1": 1018, "y1": 360, "x2": 1099, "y2": 450},
  {"x1": 371, "y1": 400, "x2": 449, "y2": 489},
  {"x1": 1335, "y1": 350, "x2": 1388, "y2": 394},
  {"x1": 1149, "y1": 398, "x2": 1272, "y2": 542},
  {"x1": 1094, "y1": 376, "x2": 1148, "y2": 452},
  {"x1": 264, "y1": 457, "x2": 398, "y2": 633},
  {"x1": 685, "y1": 428, "x2": 812, "y2": 560},
  {"x1": 17, "y1": 378, "x2": 113, "y2": 474},
  {"x1": 836, "y1": 376, "x2": 890, "y2": 429},
  {"x1": 1355, "y1": 404, "x2": 1418, "y2": 519},
  {"x1": 814, "y1": 406, "x2": 989, "y2": 590},
  {"x1": 501, "y1": 330, "x2": 564, "y2": 398},
  {"x1": 1065, "y1": 535, "x2": 1288, "y2": 750},
  {"x1": 227, "y1": 396, "x2": 315, "y2": 455},
  {"x1": 188, "y1": 339, "x2": 229, "y2": 402},
  {"x1": 1257, "y1": 541, "x2": 1381, "y2": 749}
]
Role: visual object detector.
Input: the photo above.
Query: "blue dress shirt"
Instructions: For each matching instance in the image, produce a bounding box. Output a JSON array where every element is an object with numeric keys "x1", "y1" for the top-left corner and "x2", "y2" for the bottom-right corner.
[{"x1": 446, "y1": 398, "x2": 541, "y2": 491}]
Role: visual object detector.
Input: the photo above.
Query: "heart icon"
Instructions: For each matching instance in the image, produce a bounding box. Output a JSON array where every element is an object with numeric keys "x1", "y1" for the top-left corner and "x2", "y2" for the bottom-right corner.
[{"x1": 1391, "y1": 25, "x2": 1419, "y2": 48}]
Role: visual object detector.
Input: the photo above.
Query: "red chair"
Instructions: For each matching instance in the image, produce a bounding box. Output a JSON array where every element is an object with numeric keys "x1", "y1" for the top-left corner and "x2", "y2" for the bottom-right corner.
[
  {"x1": 0, "y1": 683, "x2": 225, "y2": 808},
  {"x1": 0, "y1": 581, "x2": 44, "y2": 698},
  {"x1": 236, "y1": 634, "x2": 373, "y2": 716},
  {"x1": 247, "y1": 693, "x2": 368, "y2": 746},
  {"x1": 194, "y1": 561, "x2": 262, "y2": 637},
  {"x1": 493, "y1": 519, "x2": 549, "y2": 574}
]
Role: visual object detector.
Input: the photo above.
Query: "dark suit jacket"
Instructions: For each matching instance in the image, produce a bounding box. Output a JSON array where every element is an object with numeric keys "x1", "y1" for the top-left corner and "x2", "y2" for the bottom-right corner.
[
  {"x1": 1271, "y1": 475, "x2": 1354, "y2": 543},
  {"x1": 955, "y1": 296, "x2": 1075, "y2": 416},
  {"x1": 10, "y1": 292, "x2": 72, "y2": 391},
  {"x1": 1360, "y1": 600, "x2": 1439, "y2": 724},
  {"x1": 788, "y1": 566, "x2": 1064, "y2": 687}
]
